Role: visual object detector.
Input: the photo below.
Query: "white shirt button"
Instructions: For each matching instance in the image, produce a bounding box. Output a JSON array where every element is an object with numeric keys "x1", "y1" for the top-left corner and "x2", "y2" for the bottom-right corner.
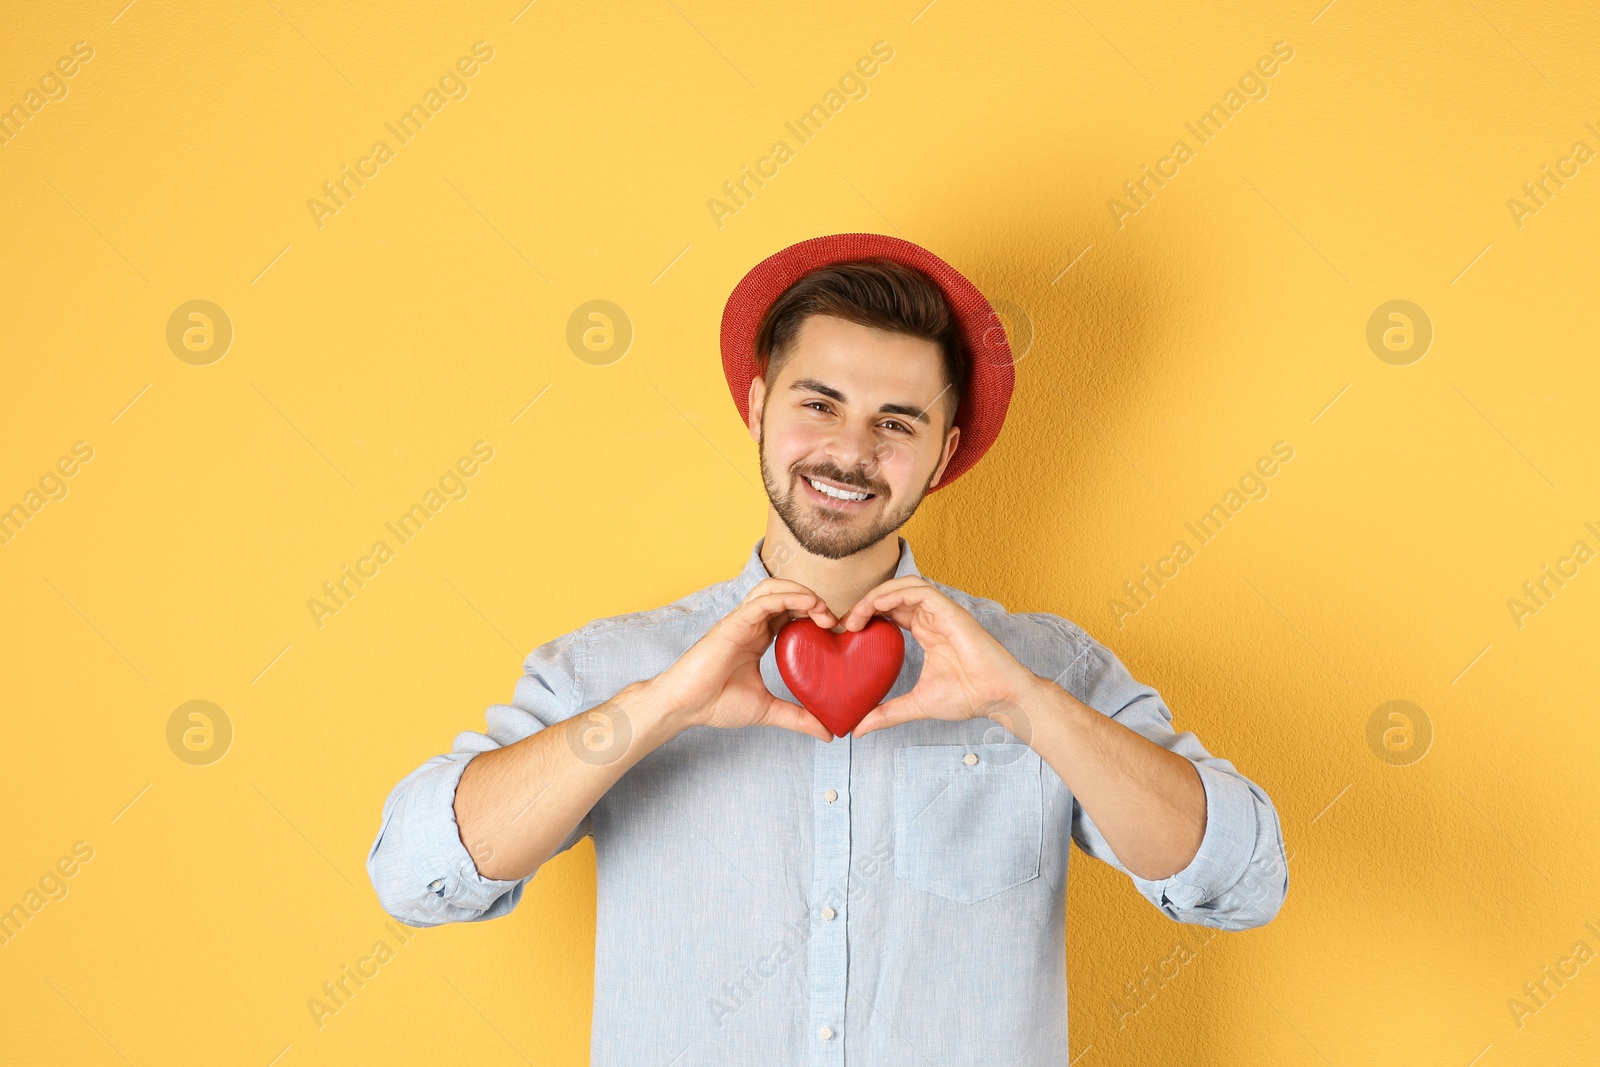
[
  {"x1": 962, "y1": 752, "x2": 978, "y2": 765},
  {"x1": 824, "y1": 788, "x2": 838, "y2": 802},
  {"x1": 822, "y1": 906, "x2": 836, "y2": 920},
  {"x1": 819, "y1": 1025, "x2": 834, "y2": 1040}
]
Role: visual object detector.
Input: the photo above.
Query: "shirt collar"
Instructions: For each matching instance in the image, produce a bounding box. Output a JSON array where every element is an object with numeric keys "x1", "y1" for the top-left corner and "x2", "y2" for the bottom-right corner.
[{"x1": 733, "y1": 535, "x2": 921, "y2": 600}]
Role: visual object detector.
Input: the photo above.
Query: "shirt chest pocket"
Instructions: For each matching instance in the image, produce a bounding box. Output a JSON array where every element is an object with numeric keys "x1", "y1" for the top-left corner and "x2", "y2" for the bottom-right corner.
[{"x1": 892, "y1": 742, "x2": 1043, "y2": 904}]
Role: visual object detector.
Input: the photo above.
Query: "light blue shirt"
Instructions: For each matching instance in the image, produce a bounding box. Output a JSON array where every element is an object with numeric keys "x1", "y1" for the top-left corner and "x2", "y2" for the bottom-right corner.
[{"x1": 368, "y1": 535, "x2": 1288, "y2": 1065}]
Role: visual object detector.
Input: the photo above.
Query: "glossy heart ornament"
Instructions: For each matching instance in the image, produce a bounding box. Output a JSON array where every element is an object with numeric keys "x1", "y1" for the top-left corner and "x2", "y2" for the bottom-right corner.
[{"x1": 774, "y1": 616, "x2": 905, "y2": 738}]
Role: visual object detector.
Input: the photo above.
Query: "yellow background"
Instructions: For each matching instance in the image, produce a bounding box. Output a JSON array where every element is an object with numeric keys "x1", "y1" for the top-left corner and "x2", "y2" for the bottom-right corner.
[{"x1": 3, "y1": 0, "x2": 1597, "y2": 1063}]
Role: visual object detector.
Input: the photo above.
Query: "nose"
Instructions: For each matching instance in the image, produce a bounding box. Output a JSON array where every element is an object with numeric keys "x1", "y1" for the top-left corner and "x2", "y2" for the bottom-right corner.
[{"x1": 822, "y1": 419, "x2": 881, "y2": 483}]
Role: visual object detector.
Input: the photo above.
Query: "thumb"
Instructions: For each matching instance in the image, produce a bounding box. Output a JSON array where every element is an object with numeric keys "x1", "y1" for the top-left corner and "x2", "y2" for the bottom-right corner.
[
  {"x1": 852, "y1": 693, "x2": 916, "y2": 738},
  {"x1": 764, "y1": 695, "x2": 836, "y2": 743}
]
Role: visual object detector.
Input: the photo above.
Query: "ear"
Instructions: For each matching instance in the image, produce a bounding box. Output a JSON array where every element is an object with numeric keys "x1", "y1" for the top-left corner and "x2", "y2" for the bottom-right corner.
[
  {"x1": 747, "y1": 375, "x2": 767, "y2": 444},
  {"x1": 927, "y1": 422, "x2": 961, "y2": 489}
]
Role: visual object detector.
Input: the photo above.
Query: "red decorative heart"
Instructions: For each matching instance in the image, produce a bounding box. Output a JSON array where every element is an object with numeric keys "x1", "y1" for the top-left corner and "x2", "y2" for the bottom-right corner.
[{"x1": 774, "y1": 616, "x2": 905, "y2": 738}]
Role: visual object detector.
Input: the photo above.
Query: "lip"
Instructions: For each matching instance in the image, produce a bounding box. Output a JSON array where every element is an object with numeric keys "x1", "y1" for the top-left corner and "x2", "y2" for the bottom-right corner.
[{"x1": 799, "y1": 473, "x2": 878, "y2": 510}]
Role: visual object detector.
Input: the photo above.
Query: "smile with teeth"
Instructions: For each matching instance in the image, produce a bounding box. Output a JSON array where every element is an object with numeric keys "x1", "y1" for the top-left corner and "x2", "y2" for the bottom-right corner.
[{"x1": 804, "y1": 475, "x2": 875, "y2": 503}]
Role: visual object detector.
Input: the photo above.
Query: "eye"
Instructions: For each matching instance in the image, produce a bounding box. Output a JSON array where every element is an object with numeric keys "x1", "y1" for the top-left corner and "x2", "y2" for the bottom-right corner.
[{"x1": 801, "y1": 400, "x2": 910, "y2": 434}]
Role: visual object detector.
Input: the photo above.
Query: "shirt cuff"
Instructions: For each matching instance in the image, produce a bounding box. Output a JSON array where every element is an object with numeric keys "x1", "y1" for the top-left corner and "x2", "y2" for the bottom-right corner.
[
  {"x1": 404, "y1": 753, "x2": 525, "y2": 913},
  {"x1": 1146, "y1": 761, "x2": 1258, "y2": 909}
]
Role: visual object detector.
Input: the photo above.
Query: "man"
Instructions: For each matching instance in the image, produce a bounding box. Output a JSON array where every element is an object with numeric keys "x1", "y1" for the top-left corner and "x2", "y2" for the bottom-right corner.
[{"x1": 367, "y1": 233, "x2": 1289, "y2": 1065}]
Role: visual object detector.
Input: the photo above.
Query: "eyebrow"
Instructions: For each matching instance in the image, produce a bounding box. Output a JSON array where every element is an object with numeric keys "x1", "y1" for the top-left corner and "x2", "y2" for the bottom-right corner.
[{"x1": 788, "y1": 377, "x2": 932, "y2": 425}]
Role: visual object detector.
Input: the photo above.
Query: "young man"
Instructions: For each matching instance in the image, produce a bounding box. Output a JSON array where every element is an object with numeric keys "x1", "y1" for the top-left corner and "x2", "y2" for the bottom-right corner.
[{"x1": 367, "y1": 233, "x2": 1288, "y2": 1065}]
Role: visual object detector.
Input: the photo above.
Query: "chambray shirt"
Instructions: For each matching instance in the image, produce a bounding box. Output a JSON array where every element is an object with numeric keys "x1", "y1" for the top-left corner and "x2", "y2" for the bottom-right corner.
[{"x1": 368, "y1": 535, "x2": 1288, "y2": 1066}]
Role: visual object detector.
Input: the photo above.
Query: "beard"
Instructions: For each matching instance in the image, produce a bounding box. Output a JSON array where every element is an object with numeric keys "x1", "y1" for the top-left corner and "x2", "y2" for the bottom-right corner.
[{"x1": 758, "y1": 414, "x2": 937, "y2": 561}]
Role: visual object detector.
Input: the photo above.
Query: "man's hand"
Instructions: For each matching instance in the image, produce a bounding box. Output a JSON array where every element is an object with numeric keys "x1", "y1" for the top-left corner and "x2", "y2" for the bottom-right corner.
[
  {"x1": 837, "y1": 576, "x2": 1039, "y2": 737},
  {"x1": 649, "y1": 578, "x2": 839, "y2": 742}
]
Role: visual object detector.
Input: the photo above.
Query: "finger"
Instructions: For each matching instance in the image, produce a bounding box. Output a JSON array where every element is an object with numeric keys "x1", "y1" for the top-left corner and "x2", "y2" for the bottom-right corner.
[
  {"x1": 863, "y1": 601, "x2": 928, "y2": 634},
  {"x1": 840, "y1": 604, "x2": 887, "y2": 632},
  {"x1": 844, "y1": 582, "x2": 940, "y2": 630},
  {"x1": 841, "y1": 596, "x2": 880, "y2": 630},
  {"x1": 743, "y1": 586, "x2": 838, "y2": 630},
  {"x1": 851, "y1": 694, "x2": 916, "y2": 738},
  {"x1": 780, "y1": 600, "x2": 839, "y2": 631},
  {"x1": 718, "y1": 599, "x2": 819, "y2": 651},
  {"x1": 852, "y1": 576, "x2": 930, "y2": 599},
  {"x1": 843, "y1": 596, "x2": 905, "y2": 631},
  {"x1": 869, "y1": 584, "x2": 939, "y2": 611},
  {"x1": 742, "y1": 577, "x2": 825, "y2": 605},
  {"x1": 737, "y1": 591, "x2": 835, "y2": 629},
  {"x1": 765, "y1": 697, "x2": 835, "y2": 743},
  {"x1": 840, "y1": 577, "x2": 930, "y2": 628}
]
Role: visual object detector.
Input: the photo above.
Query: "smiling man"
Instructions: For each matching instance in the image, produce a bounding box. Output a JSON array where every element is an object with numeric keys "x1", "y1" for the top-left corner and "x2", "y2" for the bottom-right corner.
[{"x1": 367, "y1": 233, "x2": 1289, "y2": 1066}]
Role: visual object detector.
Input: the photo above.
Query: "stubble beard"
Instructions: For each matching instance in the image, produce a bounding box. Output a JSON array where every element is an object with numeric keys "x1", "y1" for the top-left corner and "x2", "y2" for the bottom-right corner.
[{"x1": 757, "y1": 414, "x2": 935, "y2": 561}]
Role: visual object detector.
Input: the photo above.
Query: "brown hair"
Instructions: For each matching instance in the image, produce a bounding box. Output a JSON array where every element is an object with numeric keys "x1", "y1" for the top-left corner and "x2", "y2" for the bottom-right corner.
[{"x1": 753, "y1": 258, "x2": 968, "y2": 432}]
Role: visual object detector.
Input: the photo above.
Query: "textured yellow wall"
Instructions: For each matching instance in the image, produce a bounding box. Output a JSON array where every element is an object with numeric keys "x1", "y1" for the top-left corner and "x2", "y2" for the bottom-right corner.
[{"x1": 3, "y1": 1, "x2": 1597, "y2": 1064}]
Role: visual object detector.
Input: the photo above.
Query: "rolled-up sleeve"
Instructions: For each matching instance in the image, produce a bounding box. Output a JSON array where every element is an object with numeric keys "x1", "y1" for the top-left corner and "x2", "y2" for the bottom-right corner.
[
  {"x1": 1063, "y1": 628, "x2": 1289, "y2": 930},
  {"x1": 366, "y1": 630, "x2": 594, "y2": 928}
]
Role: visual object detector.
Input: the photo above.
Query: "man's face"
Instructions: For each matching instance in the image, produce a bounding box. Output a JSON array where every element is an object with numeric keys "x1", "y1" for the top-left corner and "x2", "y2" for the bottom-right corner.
[{"x1": 750, "y1": 313, "x2": 960, "y2": 561}]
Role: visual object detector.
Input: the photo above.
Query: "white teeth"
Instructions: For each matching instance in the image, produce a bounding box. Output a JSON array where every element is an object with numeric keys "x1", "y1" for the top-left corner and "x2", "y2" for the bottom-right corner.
[{"x1": 807, "y1": 477, "x2": 870, "y2": 501}]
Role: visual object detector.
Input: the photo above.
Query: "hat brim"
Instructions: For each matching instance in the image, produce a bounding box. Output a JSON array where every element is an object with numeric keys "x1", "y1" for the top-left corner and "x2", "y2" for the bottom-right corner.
[{"x1": 720, "y1": 233, "x2": 1014, "y2": 493}]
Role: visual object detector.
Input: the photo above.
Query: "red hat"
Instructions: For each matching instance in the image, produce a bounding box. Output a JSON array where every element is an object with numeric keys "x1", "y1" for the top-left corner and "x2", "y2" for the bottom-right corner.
[{"x1": 720, "y1": 233, "x2": 1015, "y2": 493}]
